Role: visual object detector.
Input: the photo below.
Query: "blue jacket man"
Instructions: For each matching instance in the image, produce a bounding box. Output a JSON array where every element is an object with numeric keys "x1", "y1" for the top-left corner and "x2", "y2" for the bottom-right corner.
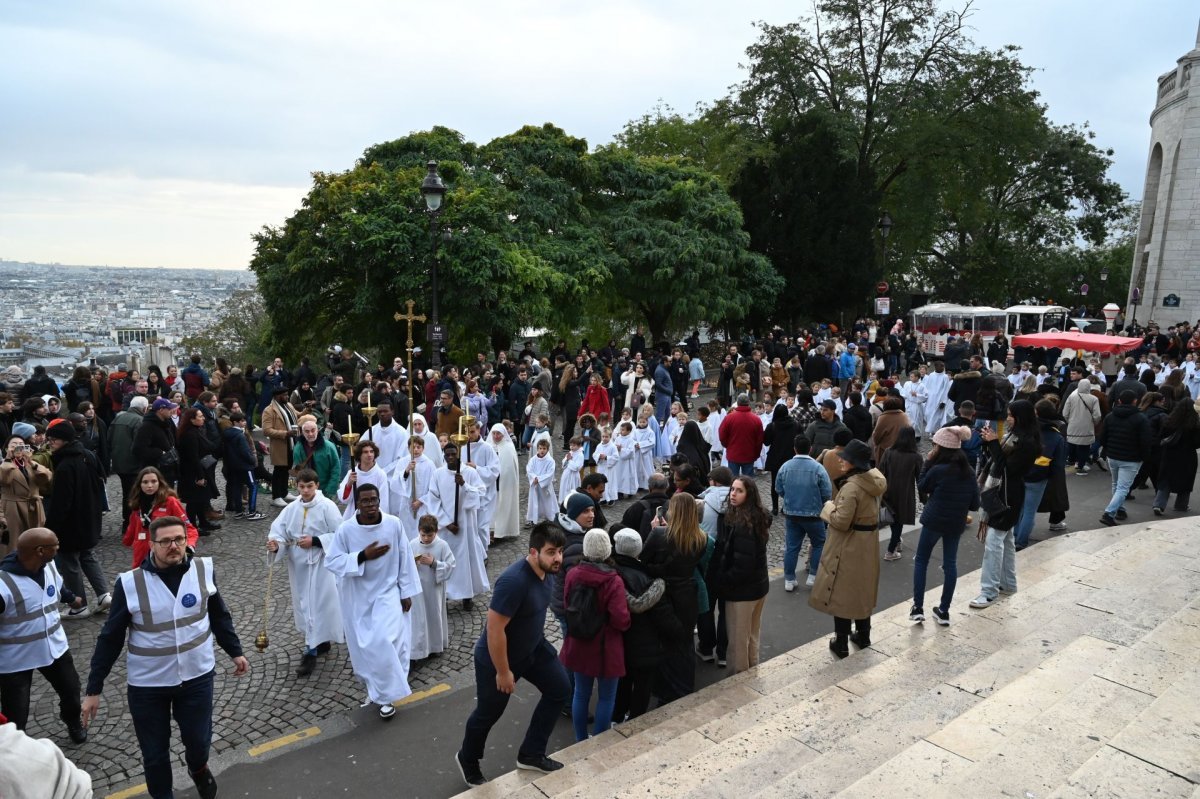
[
  {"x1": 653, "y1": 360, "x2": 673, "y2": 424},
  {"x1": 774, "y1": 434, "x2": 832, "y2": 590},
  {"x1": 838, "y1": 347, "x2": 859, "y2": 386}
]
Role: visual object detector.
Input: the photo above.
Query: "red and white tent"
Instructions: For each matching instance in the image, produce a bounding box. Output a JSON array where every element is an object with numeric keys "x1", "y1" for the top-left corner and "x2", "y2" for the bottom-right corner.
[{"x1": 1011, "y1": 331, "x2": 1143, "y2": 355}]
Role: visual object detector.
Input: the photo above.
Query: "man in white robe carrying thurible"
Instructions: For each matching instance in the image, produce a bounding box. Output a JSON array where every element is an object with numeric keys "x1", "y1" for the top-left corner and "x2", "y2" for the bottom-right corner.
[
  {"x1": 267, "y1": 468, "x2": 344, "y2": 678},
  {"x1": 425, "y1": 442, "x2": 488, "y2": 610},
  {"x1": 322, "y1": 483, "x2": 420, "y2": 720}
]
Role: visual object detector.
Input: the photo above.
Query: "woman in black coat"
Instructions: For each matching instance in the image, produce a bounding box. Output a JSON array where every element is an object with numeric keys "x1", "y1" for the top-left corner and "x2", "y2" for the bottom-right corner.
[
  {"x1": 177, "y1": 407, "x2": 219, "y2": 533},
  {"x1": 763, "y1": 404, "x2": 799, "y2": 514},
  {"x1": 675, "y1": 420, "x2": 711, "y2": 482},
  {"x1": 706, "y1": 477, "x2": 770, "y2": 674},
  {"x1": 880, "y1": 426, "x2": 922, "y2": 560},
  {"x1": 1154, "y1": 399, "x2": 1200, "y2": 513}
]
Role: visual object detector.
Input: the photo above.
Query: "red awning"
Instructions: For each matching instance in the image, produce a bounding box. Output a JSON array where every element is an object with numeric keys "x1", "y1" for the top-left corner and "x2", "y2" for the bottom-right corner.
[{"x1": 1011, "y1": 331, "x2": 1143, "y2": 354}]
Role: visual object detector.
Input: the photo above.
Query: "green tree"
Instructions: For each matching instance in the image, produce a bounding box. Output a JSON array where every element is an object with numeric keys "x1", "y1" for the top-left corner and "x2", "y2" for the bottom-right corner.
[{"x1": 179, "y1": 288, "x2": 274, "y2": 367}]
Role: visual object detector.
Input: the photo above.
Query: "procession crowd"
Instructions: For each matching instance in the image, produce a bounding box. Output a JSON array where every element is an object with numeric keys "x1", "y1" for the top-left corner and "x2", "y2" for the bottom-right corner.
[{"x1": 2, "y1": 315, "x2": 1199, "y2": 796}]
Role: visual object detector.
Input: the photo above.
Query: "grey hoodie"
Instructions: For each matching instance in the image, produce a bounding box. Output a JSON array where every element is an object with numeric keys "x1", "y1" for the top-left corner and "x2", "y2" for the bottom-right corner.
[{"x1": 697, "y1": 485, "x2": 730, "y2": 539}]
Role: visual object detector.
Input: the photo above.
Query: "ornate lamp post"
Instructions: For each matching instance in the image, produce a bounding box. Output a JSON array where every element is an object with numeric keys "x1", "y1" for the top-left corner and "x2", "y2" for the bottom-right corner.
[{"x1": 420, "y1": 161, "x2": 447, "y2": 369}]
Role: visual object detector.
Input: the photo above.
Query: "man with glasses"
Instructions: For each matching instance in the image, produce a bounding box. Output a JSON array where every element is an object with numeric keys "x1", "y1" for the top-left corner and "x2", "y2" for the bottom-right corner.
[{"x1": 81, "y1": 516, "x2": 250, "y2": 799}]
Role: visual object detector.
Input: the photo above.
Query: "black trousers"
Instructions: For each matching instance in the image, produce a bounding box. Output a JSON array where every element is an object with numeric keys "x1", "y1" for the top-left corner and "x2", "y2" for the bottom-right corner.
[
  {"x1": 272, "y1": 465, "x2": 291, "y2": 500},
  {"x1": 0, "y1": 650, "x2": 82, "y2": 730},
  {"x1": 613, "y1": 664, "x2": 657, "y2": 722},
  {"x1": 833, "y1": 616, "x2": 871, "y2": 641}
]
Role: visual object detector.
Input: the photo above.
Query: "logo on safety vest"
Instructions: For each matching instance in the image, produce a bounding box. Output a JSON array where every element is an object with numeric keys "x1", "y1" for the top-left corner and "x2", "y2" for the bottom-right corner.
[
  {"x1": 181, "y1": 593, "x2": 197, "y2": 608},
  {"x1": 47, "y1": 585, "x2": 55, "y2": 597}
]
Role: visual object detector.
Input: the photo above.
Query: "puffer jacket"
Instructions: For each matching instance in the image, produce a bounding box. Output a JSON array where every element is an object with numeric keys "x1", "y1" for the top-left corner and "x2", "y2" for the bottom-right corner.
[
  {"x1": 1098, "y1": 403, "x2": 1151, "y2": 462},
  {"x1": 809, "y1": 468, "x2": 887, "y2": 619},
  {"x1": 613, "y1": 554, "x2": 682, "y2": 669},
  {"x1": 918, "y1": 462, "x2": 980, "y2": 530},
  {"x1": 707, "y1": 515, "x2": 769, "y2": 603}
]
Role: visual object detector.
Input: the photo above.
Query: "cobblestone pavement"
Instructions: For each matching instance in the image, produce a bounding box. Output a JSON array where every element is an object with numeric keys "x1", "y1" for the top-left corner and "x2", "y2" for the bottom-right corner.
[{"x1": 24, "y1": 402, "x2": 804, "y2": 795}]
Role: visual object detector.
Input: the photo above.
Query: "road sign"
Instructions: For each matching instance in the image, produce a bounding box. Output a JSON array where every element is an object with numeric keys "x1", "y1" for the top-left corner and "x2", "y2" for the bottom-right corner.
[
  {"x1": 1164, "y1": 293, "x2": 1181, "y2": 308},
  {"x1": 874, "y1": 297, "x2": 891, "y2": 315},
  {"x1": 428, "y1": 323, "x2": 447, "y2": 343},
  {"x1": 1080, "y1": 283, "x2": 1089, "y2": 296},
  {"x1": 876, "y1": 281, "x2": 890, "y2": 295}
]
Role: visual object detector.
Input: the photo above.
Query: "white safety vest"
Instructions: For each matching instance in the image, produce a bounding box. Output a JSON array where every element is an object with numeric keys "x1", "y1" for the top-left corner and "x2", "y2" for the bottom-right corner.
[
  {"x1": 0, "y1": 562, "x2": 69, "y2": 672},
  {"x1": 119, "y1": 556, "x2": 217, "y2": 687}
]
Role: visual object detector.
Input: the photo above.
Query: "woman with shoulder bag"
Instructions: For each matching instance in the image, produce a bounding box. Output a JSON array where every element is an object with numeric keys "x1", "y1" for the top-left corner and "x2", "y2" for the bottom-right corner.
[
  {"x1": 177, "y1": 407, "x2": 221, "y2": 535},
  {"x1": 706, "y1": 478, "x2": 769, "y2": 673},
  {"x1": 969, "y1": 399, "x2": 1040, "y2": 609},
  {"x1": 1153, "y1": 398, "x2": 1200, "y2": 514}
]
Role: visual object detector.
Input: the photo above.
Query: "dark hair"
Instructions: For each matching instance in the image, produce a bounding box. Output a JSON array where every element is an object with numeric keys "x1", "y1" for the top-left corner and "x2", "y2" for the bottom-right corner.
[
  {"x1": 832, "y1": 428, "x2": 853, "y2": 447},
  {"x1": 1007, "y1": 399, "x2": 1039, "y2": 440},
  {"x1": 793, "y1": 434, "x2": 811, "y2": 455},
  {"x1": 892, "y1": 426, "x2": 918, "y2": 453},
  {"x1": 1118, "y1": 390, "x2": 1138, "y2": 405},
  {"x1": 929, "y1": 444, "x2": 971, "y2": 475},
  {"x1": 1164, "y1": 395, "x2": 1199, "y2": 434},
  {"x1": 726, "y1": 477, "x2": 771, "y2": 542},
  {"x1": 418, "y1": 513, "x2": 439, "y2": 533},
  {"x1": 177, "y1": 407, "x2": 204, "y2": 440},
  {"x1": 229, "y1": 411, "x2": 246, "y2": 423},
  {"x1": 530, "y1": 521, "x2": 567, "y2": 551},
  {"x1": 149, "y1": 515, "x2": 187, "y2": 541},
  {"x1": 581, "y1": 472, "x2": 608, "y2": 489},
  {"x1": 958, "y1": 400, "x2": 975, "y2": 413},
  {"x1": 294, "y1": 468, "x2": 319, "y2": 484},
  {"x1": 1034, "y1": 399, "x2": 1058, "y2": 420},
  {"x1": 128, "y1": 466, "x2": 176, "y2": 511},
  {"x1": 357, "y1": 483, "x2": 380, "y2": 499},
  {"x1": 849, "y1": 391, "x2": 863, "y2": 407},
  {"x1": 882, "y1": 396, "x2": 905, "y2": 411},
  {"x1": 708, "y1": 465, "x2": 733, "y2": 486}
]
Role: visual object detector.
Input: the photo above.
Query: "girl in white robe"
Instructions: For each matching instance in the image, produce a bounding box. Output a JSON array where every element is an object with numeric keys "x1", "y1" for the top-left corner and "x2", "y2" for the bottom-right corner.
[
  {"x1": 489, "y1": 423, "x2": 521, "y2": 540},
  {"x1": 922, "y1": 365, "x2": 953, "y2": 435},
  {"x1": 409, "y1": 415, "x2": 443, "y2": 469},
  {"x1": 387, "y1": 437, "x2": 435, "y2": 540},
  {"x1": 707, "y1": 402, "x2": 725, "y2": 462},
  {"x1": 267, "y1": 485, "x2": 345, "y2": 656},
  {"x1": 410, "y1": 516, "x2": 455, "y2": 659},
  {"x1": 900, "y1": 372, "x2": 927, "y2": 440},
  {"x1": 660, "y1": 402, "x2": 683, "y2": 460},
  {"x1": 336, "y1": 441, "x2": 391, "y2": 521},
  {"x1": 424, "y1": 451, "x2": 488, "y2": 603},
  {"x1": 558, "y1": 438, "x2": 584, "y2": 498},
  {"x1": 612, "y1": 421, "x2": 639, "y2": 497},
  {"x1": 594, "y1": 428, "x2": 619, "y2": 504},
  {"x1": 526, "y1": 439, "x2": 558, "y2": 523},
  {"x1": 632, "y1": 418, "x2": 656, "y2": 490}
]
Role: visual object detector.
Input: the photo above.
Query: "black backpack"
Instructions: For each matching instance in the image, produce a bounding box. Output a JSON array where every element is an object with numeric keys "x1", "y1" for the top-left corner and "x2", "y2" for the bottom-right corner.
[{"x1": 565, "y1": 581, "x2": 607, "y2": 640}]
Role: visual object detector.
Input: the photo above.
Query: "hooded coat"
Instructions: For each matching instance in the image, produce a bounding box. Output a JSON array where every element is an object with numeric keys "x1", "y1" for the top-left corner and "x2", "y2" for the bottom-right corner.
[
  {"x1": 809, "y1": 468, "x2": 887, "y2": 619},
  {"x1": 45, "y1": 440, "x2": 105, "y2": 553}
]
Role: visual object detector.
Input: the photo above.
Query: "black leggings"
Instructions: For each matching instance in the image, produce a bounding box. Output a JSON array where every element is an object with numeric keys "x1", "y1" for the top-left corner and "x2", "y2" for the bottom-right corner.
[{"x1": 833, "y1": 616, "x2": 871, "y2": 642}]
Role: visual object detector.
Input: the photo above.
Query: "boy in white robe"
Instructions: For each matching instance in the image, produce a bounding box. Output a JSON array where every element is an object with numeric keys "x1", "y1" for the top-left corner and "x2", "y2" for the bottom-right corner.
[
  {"x1": 558, "y1": 437, "x2": 584, "y2": 499},
  {"x1": 411, "y1": 514, "x2": 455, "y2": 659},
  {"x1": 612, "y1": 421, "x2": 639, "y2": 497},
  {"x1": 632, "y1": 418, "x2": 656, "y2": 490},
  {"x1": 526, "y1": 439, "x2": 558, "y2": 523},
  {"x1": 368, "y1": 403, "x2": 409, "y2": 475},
  {"x1": 322, "y1": 483, "x2": 421, "y2": 720},
  {"x1": 424, "y1": 442, "x2": 488, "y2": 609},
  {"x1": 706, "y1": 401, "x2": 725, "y2": 463},
  {"x1": 922, "y1": 363, "x2": 953, "y2": 435},
  {"x1": 388, "y1": 436, "x2": 436, "y2": 540},
  {"x1": 463, "y1": 422, "x2": 499, "y2": 556},
  {"x1": 900, "y1": 371, "x2": 927, "y2": 439},
  {"x1": 268, "y1": 468, "x2": 345, "y2": 677},
  {"x1": 337, "y1": 440, "x2": 391, "y2": 520},
  {"x1": 594, "y1": 427, "x2": 619, "y2": 504}
]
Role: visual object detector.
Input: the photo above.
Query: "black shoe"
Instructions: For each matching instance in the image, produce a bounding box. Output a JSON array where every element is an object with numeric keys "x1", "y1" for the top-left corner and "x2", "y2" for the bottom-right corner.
[
  {"x1": 461, "y1": 598, "x2": 473, "y2": 611},
  {"x1": 296, "y1": 653, "x2": 317, "y2": 677},
  {"x1": 316, "y1": 641, "x2": 331, "y2": 654},
  {"x1": 1115, "y1": 508, "x2": 1128, "y2": 521},
  {"x1": 190, "y1": 766, "x2": 218, "y2": 799},
  {"x1": 66, "y1": 721, "x2": 87, "y2": 744},
  {"x1": 456, "y1": 751, "x2": 486, "y2": 787},
  {"x1": 849, "y1": 631, "x2": 871, "y2": 649},
  {"x1": 1126, "y1": 492, "x2": 1137, "y2": 501},
  {"x1": 1099, "y1": 513, "x2": 1117, "y2": 527},
  {"x1": 516, "y1": 754, "x2": 563, "y2": 774},
  {"x1": 829, "y1": 638, "x2": 849, "y2": 658},
  {"x1": 908, "y1": 604, "x2": 925, "y2": 622},
  {"x1": 560, "y1": 704, "x2": 572, "y2": 718},
  {"x1": 931, "y1": 607, "x2": 951, "y2": 627},
  {"x1": 200, "y1": 523, "x2": 221, "y2": 533},
  {"x1": 197, "y1": 527, "x2": 213, "y2": 537}
]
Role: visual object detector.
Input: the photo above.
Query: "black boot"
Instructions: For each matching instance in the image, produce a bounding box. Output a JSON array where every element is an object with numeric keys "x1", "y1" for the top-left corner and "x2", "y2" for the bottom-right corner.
[
  {"x1": 849, "y1": 620, "x2": 871, "y2": 649},
  {"x1": 191, "y1": 766, "x2": 218, "y2": 799},
  {"x1": 296, "y1": 653, "x2": 317, "y2": 677},
  {"x1": 828, "y1": 638, "x2": 849, "y2": 658}
]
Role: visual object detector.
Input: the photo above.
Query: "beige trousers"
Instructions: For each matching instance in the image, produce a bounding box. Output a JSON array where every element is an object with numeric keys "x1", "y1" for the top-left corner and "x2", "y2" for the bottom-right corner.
[{"x1": 724, "y1": 596, "x2": 766, "y2": 673}]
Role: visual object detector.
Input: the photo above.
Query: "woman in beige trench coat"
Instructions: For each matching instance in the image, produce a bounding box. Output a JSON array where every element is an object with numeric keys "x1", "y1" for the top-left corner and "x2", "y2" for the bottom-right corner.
[{"x1": 1, "y1": 431, "x2": 53, "y2": 556}]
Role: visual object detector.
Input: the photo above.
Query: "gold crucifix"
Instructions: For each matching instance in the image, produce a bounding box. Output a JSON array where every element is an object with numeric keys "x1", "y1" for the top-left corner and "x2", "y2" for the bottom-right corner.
[{"x1": 394, "y1": 299, "x2": 426, "y2": 415}]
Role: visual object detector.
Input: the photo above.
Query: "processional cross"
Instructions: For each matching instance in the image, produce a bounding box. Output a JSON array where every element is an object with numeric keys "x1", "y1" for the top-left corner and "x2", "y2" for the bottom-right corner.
[{"x1": 394, "y1": 299, "x2": 426, "y2": 416}]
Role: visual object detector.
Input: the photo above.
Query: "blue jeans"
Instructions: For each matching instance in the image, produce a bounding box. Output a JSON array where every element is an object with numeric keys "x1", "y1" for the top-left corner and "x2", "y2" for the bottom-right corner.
[
  {"x1": 1104, "y1": 458, "x2": 1140, "y2": 516},
  {"x1": 1154, "y1": 486, "x2": 1191, "y2": 511},
  {"x1": 1014, "y1": 479, "x2": 1048, "y2": 548},
  {"x1": 572, "y1": 674, "x2": 618, "y2": 741},
  {"x1": 979, "y1": 526, "x2": 1017, "y2": 600},
  {"x1": 128, "y1": 670, "x2": 214, "y2": 799},
  {"x1": 460, "y1": 639, "x2": 570, "y2": 763},
  {"x1": 783, "y1": 516, "x2": 826, "y2": 581},
  {"x1": 728, "y1": 461, "x2": 755, "y2": 477},
  {"x1": 654, "y1": 394, "x2": 672, "y2": 425},
  {"x1": 913, "y1": 526, "x2": 963, "y2": 612}
]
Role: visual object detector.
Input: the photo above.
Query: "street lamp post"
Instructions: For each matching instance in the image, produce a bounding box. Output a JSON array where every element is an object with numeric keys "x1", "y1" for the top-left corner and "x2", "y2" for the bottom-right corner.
[
  {"x1": 1102, "y1": 302, "x2": 1120, "y2": 333},
  {"x1": 420, "y1": 160, "x2": 447, "y2": 369},
  {"x1": 876, "y1": 211, "x2": 893, "y2": 316}
]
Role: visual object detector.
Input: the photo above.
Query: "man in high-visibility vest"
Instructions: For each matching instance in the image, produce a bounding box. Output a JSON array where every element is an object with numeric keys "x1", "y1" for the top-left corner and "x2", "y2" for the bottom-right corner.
[
  {"x1": 81, "y1": 516, "x2": 249, "y2": 799},
  {"x1": 0, "y1": 527, "x2": 88, "y2": 742}
]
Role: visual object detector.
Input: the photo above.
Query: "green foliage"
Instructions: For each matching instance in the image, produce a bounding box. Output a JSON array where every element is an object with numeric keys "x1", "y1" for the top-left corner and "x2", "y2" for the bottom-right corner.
[{"x1": 179, "y1": 288, "x2": 274, "y2": 368}]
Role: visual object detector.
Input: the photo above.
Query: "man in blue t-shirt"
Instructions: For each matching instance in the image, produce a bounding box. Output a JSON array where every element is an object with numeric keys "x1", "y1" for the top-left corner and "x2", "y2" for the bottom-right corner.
[{"x1": 456, "y1": 522, "x2": 569, "y2": 787}]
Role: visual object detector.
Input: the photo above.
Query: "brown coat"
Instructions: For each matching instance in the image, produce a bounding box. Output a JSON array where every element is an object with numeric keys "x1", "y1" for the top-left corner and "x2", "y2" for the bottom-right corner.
[
  {"x1": 809, "y1": 468, "x2": 887, "y2": 619},
  {"x1": 818, "y1": 448, "x2": 847, "y2": 499},
  {"x1": 435, "y1": 406, "x2": 464, "y2": 437},
  {"x1": 870, "y1": 409, "x2": 912, "y2": 465},
  {"x1": 0, "y1": 460, "x2": 52, "y2": 554},
  {"x1": 261, "y1": 400, "x2": 301, "y2": 466}
]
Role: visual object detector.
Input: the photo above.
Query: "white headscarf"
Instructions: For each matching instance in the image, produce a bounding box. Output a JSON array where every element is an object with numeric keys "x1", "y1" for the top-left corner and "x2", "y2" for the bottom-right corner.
[
  {"x1": 489, "y1": 423, "x2": 521, "y2": 540},
  {"x1": 410, "y1": 414, "x2": 443, "y2": 468}
]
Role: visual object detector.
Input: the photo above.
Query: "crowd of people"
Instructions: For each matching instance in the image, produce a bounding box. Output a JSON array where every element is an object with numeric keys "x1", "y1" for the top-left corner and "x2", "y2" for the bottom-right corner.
[{"x1": 3, "y1": 314, "x2": 1199, "y2": 795}]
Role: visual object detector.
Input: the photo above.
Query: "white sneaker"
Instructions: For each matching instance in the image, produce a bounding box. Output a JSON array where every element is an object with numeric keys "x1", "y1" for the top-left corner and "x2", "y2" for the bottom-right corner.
[
  {"x1": 272, "y1": 498, "x2": 289, "y2": 508},
  {"x1": 784, "y1": 579, "x2": 797, "y2": 592},
  {"x1": 969, "y1": 594, "x2": 995, "y2": 609},
  {"x1": 64, "y1": 606, "x2": 92, "y2": 620},
  {"x1": 96, "y1": 593, "x2": 112, "y2": 611},
  {"x1": 284, "y1": 493, "x2": 299, "y2": 501},
  {"x1": 805, "y1": 574, "x2": 816, "y2": 588}
]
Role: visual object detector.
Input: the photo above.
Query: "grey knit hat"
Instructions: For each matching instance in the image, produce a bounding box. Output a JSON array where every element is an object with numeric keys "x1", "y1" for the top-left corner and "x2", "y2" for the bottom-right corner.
[
  {"x1": 582, "y1": 529, "x2": 612, "y2": 561},
  {"x1": 613, "y1": 528, "x2": 643, "y2": 558}
]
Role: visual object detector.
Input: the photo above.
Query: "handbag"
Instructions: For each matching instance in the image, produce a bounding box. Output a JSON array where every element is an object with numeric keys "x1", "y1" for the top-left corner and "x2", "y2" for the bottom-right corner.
[
  {"x1": 158, "y1": 448, "x2": 179, "y2": 470},
  {"x1": 199, "y1": 454, "x2": 218, "y2": 471},
  {"x1": 979, "y1": 476, "x2": 1010, "y2": 522},
  {"x1": 878, "y1": 503, "x2": 895, "y2": 526}
]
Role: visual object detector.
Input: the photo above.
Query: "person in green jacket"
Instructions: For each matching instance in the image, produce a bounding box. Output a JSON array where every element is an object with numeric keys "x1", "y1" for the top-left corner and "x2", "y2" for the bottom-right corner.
[{"x1": 292, "y1": 418, "x2": 341, "y2": 499}]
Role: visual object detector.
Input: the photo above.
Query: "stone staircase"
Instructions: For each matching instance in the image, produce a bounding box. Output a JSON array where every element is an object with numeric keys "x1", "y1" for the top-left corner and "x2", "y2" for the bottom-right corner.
[{"x1": 454, "y1": 518, "x2": 1200, "y2": 799}]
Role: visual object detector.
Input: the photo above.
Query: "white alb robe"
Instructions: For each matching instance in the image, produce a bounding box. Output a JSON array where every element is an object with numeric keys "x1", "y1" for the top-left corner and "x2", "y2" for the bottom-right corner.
[
  {"x1": 612, "y1": 432, "x2": 639, "y2": 496},
  {"x1": 661, "y1": 417, "x2": 679, "y2": 460},
  {"x1": 900, "y1": 379, "x2": 927, "y2": 438},
  {"x1": 336, "y1": 463, "x2": 391, "y2": 520},
  {"x1": 464, "y1": 437, "x2": 499, "y2": 552},
  {"x1": 369, "y1": 421, "x2": 410, "y2": 475},
  {"x1": 268, "y1": 494, "x2": 345, "y2": 649},
  {"x1": 558, "y1": 448, "x2": 584, "y2": 498},
  {"x1": 708, "y1": 410, "x2": 726, "y2": 455},
  {"x1": 387, "y1": 454, "x2": 435, "y2": 539},
  {"x1": 922, "y1": 372, "x2": 953, "y2": 435},
  {"x1": 323, "y1": 513, "x2": 421, "y2": 705},
  {"x1": 425, "y1": 465, "x2": 488, "y2": 600},
  {"x1": 410, "y1": 536, "x2": 455, "y2": 658},
  {"x1": 409, "y1": 417, "x2": 443, "y2": 469},
  {"x1": 490, "y1": 424, "x2": 521, "y2": 540},
  {"x1": 595, "y1": 440, "x2": 619, "y2": 502},
  {"x1": 526, "y1": 452, "x2": 558, "y2": 522},
  {"x1": 632, "y1": 425, "x2": 656, "y2": 489}
]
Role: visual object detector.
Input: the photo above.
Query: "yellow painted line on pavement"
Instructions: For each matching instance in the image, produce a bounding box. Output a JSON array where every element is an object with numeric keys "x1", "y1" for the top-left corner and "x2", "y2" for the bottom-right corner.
[
  {"x1": 393, "y1": 681, "x2": 451, "y2": 707},
  {"x1": 105, "y1": 784, "x2": 147, "y2": 799},
  {"x1": 248, "y1": 725, "x2": 321, "y2": 757},
  {"x1": 769, "y1": 567, "x2": 784, "y2": 578}
]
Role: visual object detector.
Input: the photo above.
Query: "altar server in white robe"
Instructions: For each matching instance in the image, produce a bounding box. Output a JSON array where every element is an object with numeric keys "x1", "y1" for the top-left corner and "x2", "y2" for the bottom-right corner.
[
  {"x1": 369, "y1": 402, "x2": 409, "y2": 475},
  {"x1": 267, "y1": 468, "x2": 345, "y2": 677},
  {"x1": 424, "y1": 442, "x2": 488, "y2": 608},
  {"x1": 922, "y1": 362, "x2": 953, "y2": 435},
  {"x1": 388, "y1": 436, "x2": 436, "y2": 539},
  {"x1": 488, "y1": 423, "x2": 521, "y2": 541},
  {"x1": 337, "y1": 440, "x2": 391, "y2": 520},
  {"x1": 411, "y1": 514, "x2": 455, "y2": 658},
  {"x1": 526, "y1": 438, "x2": 558, "y2": 523},
  {"x1": 632, "y1": 415, "x2": 656, "y2": 490},
  {"x1": 462, "y1": 421, "x2": 499, "y2": 555},
  {"x1": 594, "y1": 427, "x2": 619, "y2": 503},
  {"x1": 900, "y1": 371, "x2": 927, "y2": 439},
  {"x1": 558, "y1": 437, "x2": 584, "y2": 499},
  {"x1": 322, "y1": 483, "x2": 421, "y2": 720},
  {"x1": 612, "y1": 421, "x2": 639, "y2": 497},
  {"x1": 409, "y1": 414, "x2": 443, "y2": 469}
]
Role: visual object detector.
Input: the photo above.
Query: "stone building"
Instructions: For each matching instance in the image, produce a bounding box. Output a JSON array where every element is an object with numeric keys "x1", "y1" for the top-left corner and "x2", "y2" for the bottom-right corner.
[{"x1": 1128, "y1": 21, "x2": 1200, "y2": 327}]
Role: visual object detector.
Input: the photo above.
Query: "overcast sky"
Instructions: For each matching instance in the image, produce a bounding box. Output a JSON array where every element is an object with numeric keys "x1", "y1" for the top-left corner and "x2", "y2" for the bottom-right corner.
[{"x1": 2, "y1": 1, "x2": 1196, "y2": 270}]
